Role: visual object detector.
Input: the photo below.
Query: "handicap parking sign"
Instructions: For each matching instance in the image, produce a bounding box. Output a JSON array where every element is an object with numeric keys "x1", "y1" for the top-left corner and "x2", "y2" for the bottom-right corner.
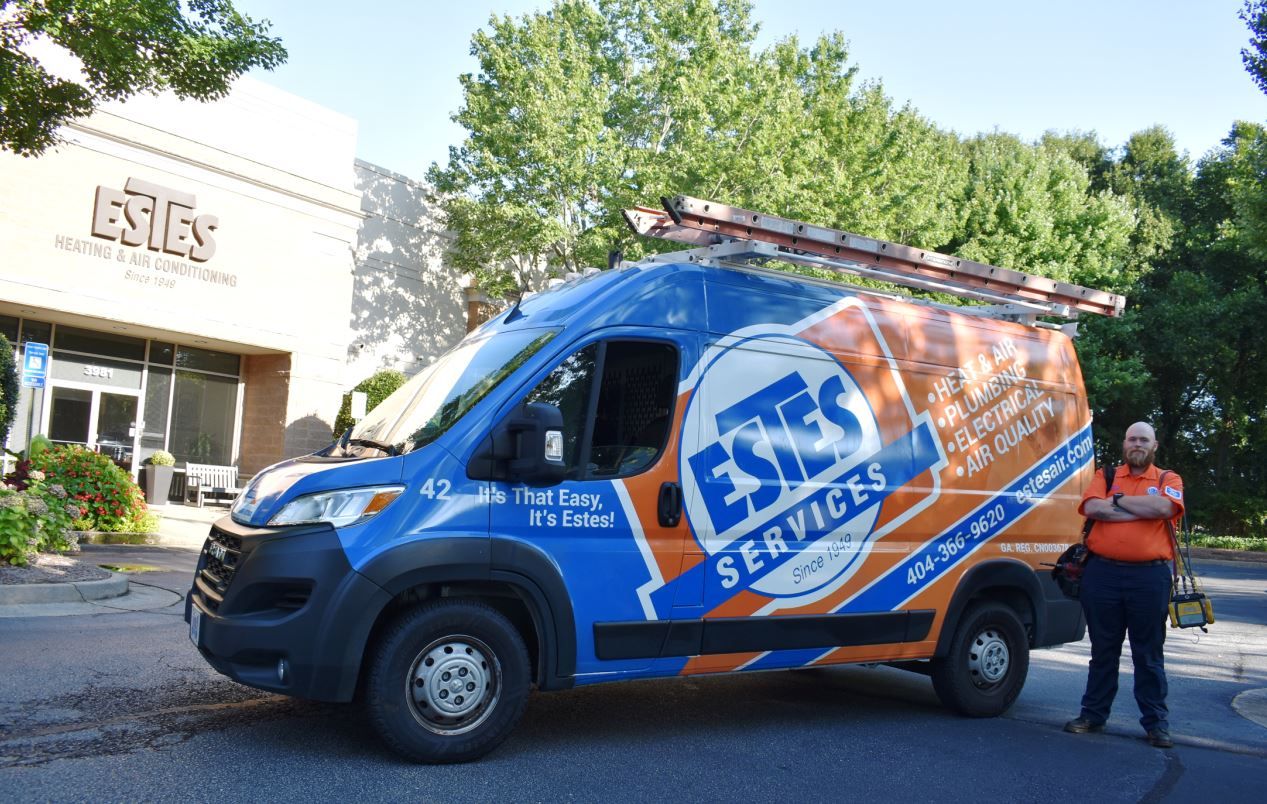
[{"x1": 21, "y1": 342, "x2": 48, "y2": 389}]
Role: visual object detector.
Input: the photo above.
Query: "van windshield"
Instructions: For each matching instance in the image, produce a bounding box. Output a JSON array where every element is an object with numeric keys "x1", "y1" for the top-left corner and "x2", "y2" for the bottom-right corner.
[{"x1": 348, "y1": 328, "x2": 558, "y2": 454}]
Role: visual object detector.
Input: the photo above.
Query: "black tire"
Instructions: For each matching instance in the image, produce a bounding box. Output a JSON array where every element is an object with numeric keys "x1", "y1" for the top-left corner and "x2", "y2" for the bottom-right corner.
[
  {"x1": 930, "y1": 602, "x2": 1029, "y2": 717},
  {"x1": 366, "y1": 599, "x2": 530, "y2": 763}
]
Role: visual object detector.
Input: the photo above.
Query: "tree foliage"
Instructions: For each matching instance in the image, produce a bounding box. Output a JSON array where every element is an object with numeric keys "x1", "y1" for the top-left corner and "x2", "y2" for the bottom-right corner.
[
  {"x1": 0, "y1": 335, "x2": 17, "y2": 445},
  {"x1": 1074, "y1": 123, "x2": 1267, "y2": 534},
  {"x1": 1242, "y1": 0, "x2": 1267, "y2": 95},
  {"x1": 0, "y1": 0, "x2": 286, "y2": 156},
  {"x1": 951, "y1": 133, "x2": 1135, "y2": 290},
  {"x1": 430, "y1": 0, "x2": 966, "y2": 292}
]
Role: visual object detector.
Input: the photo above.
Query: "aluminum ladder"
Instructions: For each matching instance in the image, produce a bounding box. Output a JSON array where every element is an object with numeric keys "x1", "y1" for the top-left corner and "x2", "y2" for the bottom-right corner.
[{"x1": 623, "y1": 195, "x2": 1125, "y2": 324}]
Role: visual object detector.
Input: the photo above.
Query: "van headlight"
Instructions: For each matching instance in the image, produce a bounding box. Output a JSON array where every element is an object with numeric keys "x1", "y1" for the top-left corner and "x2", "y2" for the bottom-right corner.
[{"x1": 268, "y1": 485, "x2": 405, "y2": 528}]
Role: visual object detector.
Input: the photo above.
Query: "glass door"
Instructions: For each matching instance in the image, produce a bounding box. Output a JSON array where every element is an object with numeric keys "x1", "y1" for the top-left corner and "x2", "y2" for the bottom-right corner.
[
  {"x1": 96, "y1": 393, "x2": 139, "y2": 473},
  {"x1": 45, "y1": 386, "x2": 140, "y2": 473}
]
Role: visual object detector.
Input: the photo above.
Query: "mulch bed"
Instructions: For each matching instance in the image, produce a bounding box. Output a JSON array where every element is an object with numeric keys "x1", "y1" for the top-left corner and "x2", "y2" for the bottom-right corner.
[{"x1": 0, "y1": 553, "x2": 113, "y2": 585}]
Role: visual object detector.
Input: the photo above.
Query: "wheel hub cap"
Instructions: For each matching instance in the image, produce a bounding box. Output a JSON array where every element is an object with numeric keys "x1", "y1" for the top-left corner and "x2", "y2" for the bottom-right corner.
[
  {"x1": 968, "y1": 628, "x2": 1010, "y2": 685},
  {"x1": 408, "y1": 637, "x2": 498, "y2": 733}
]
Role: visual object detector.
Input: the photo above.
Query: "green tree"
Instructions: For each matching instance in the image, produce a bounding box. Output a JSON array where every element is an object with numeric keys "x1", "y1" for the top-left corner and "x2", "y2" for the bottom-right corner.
[
  {"x1": 430, "y1": 0, "x2": 965, "y2": 296},
  {"x1": 1181, "y1": 123, "x2": 1267, "y2": 533},
  {"x1": 1241, "y1": 0, "x2": 1267, "y2": 95},
  {"x1": 1080, "y1": 123, "x2": 1267, "y2": 535},
  {"x1": 334, "y1": 369, "x2": 407, "y2": 435},
  {"x1": 1040, "y1": 130, "x2": 1113, "y2": 192},
  {"x1": 948, "y1": 133, "x2": 1135, "y2": 291},
  {"x1": 0, "y1": 335, "x2": 17, "y2": 445},
  {"x1": 1, "y1": 0, "x2": 286, "y2": 157},
  {"x1": 1076, "y1": 127, "x2": 1193, "y2": 454}
]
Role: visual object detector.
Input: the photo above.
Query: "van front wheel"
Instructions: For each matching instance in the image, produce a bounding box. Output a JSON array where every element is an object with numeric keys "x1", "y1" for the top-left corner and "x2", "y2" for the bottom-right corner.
[
  {"x1": 367, "y1": 600, "x2": 530, "y2": 763},
  {"x1": 931, "y1": 602, "x2": 1029, "y2": 717}
]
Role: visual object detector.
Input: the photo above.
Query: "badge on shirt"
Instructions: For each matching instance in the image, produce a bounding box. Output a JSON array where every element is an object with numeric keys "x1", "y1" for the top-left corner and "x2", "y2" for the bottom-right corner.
[
  {"x1": 1164, "y1": 486, "x2": 1183, "y2": 500},
  {"x1": 1147, "y1": 487, "x2": 1159, "y2": 495}
]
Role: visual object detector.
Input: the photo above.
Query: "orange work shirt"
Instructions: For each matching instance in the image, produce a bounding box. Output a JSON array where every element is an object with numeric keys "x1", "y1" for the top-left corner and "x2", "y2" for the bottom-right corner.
[{"x1": 1078, "y1": 464, "x2": 1185, "y2": 562}]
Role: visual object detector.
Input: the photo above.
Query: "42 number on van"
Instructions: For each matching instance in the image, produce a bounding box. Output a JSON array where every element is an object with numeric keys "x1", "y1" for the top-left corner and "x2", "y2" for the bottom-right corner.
[{"x1": 419, "y1": 478, "x2": 452, "y2": 500}]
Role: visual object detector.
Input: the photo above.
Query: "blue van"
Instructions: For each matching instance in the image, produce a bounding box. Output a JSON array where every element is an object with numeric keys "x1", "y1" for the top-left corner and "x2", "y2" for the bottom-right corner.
[{"x1": 187, "y1": 216, "x2": 1100, "y2": 763}]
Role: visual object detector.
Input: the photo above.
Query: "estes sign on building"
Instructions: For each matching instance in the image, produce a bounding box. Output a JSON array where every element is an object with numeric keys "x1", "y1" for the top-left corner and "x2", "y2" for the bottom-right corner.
[{"x1": 91, "y1": 177, "x2": 218, "y2": 262}]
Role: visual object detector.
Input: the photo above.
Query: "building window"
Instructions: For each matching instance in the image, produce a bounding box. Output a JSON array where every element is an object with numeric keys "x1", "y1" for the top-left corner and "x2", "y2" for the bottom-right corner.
[
  {"x1": 149, "y1": 341, "x2": 175, "y2": 365},
  {"x1": 140, "y1": 366, "x2": 172, "y2": 462},
  {"x1": 19, "y1": 320, "x2": 51, "y2": 346},
  {"x1": 176, "y1": 345, "x2": 240, "y2": 375},
  {"x1": 170, "y1": 370, "x2": 238, "y2": 465},
  {"x1": 54, "y1": 325, "x2": 146, "y2": 361}
]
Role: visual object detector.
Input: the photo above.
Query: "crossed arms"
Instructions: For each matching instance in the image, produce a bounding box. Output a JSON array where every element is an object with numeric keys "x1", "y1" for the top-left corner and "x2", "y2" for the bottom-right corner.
[{"x1": 1084, "y1": 494, "x2": 1178, "y2": 522}]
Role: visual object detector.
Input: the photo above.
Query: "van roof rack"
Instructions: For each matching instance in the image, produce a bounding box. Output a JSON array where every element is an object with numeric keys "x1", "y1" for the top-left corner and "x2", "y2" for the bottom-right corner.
[{"x1": 623, "y1": 195, "x2": 1126, "y2": 322}]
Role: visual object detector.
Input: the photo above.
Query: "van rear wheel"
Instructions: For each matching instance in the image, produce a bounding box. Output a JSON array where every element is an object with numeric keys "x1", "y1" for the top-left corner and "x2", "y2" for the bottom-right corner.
[
  {"x1": 931, "y1": 602, "x2": 1028, "y2": 717},
  {"x1": 366, "y1": 599, "x2": 530, "y2": 763}
]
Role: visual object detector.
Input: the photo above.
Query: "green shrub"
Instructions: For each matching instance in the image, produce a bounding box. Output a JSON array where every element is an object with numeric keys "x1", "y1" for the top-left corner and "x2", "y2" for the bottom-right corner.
[
  {"x1": 148, "y1": 449, "x2": 175, "y2": 466},
  {"x1": 1186, "y1": 533, "x2": 1267, "y2": 552},
  {"x1": 0, "y1": 489, "x2": 36, "y2": 565},
  {"x1": 333, "y1": 369, "x2": 406, "y2": 435},
  {"x1": 30, "y1": 445, "x2": 147, "y2": 532},
  {"x1": 0, "y1": 477, "x2": 81, "y2": 565},
  {"x1": 3, "y1": 434, "x2": 52, "y2": 490},
  {"x1": 131, "y1": 510, "x2": 160, "y2": 533},
  {"x1": 0, "y1": 334, "x2": 16, "y2": 445}
]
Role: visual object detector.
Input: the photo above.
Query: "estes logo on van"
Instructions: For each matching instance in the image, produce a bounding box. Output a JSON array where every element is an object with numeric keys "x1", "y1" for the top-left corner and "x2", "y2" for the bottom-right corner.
[{"x1": 678, "y1": 332, "x2": 941, "y2": 605}]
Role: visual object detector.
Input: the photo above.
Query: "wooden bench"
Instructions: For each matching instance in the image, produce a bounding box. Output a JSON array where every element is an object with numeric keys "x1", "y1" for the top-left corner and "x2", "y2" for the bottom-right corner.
[{"x1": 185, "y1": 463, "x2": 243, "y2": 507}]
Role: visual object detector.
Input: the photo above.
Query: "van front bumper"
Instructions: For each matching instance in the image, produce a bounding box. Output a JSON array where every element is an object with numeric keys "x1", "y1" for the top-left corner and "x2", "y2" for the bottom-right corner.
[{"x1": 185, "y1": 517, "x2": 391, "y2": 701}]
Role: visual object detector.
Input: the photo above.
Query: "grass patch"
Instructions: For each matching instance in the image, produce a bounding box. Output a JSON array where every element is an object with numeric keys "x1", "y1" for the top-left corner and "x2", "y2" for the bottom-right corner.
[
  {"x1": 98, "y1": 564, "x2": 162, "y2": 573},
  {"x1": 1185, "y1": 534, "x2": 1267, "y2": 552}
]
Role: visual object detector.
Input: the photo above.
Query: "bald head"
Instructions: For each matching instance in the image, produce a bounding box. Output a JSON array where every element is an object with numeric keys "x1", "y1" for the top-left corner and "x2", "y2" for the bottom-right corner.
[{"x1": 1123, "y1": 422, "x2": 1158, "y2": 470}]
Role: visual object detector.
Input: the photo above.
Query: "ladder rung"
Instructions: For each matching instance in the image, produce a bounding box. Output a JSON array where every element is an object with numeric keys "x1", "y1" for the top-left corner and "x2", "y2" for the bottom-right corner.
[{"x1": 624, "y1": 196, "x2": 1126, "y2": 318}]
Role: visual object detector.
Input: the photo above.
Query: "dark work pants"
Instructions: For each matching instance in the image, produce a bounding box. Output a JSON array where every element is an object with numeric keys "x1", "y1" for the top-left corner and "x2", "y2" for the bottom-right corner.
[{"x1": 1078, "y1": 556, "x2": 1173, "y2": 730}]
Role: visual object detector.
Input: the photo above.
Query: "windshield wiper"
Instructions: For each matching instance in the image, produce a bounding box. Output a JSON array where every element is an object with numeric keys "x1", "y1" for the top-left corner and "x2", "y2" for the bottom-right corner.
[{"x1": 347, "y1": 438, "x2": 401, "y2": 456}]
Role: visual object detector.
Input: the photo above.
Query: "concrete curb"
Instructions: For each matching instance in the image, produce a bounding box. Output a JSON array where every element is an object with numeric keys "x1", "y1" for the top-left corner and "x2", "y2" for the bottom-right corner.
[
  {"x1": 1188, "y1": 547, "x2": 1267, "y2": 565},
  {"x1": 1232, "y1": 688, "x2": 1267, "y2": 731},
  {"x1": 76, "y1": 531, "x2": 161, "y2": 546},
  {"x1": 0, "y1": 572, "x2": 129, "y2": 605}
]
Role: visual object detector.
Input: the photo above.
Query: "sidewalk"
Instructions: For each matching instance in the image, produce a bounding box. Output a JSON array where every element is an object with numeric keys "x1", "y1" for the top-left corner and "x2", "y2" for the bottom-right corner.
[{"x1": 148, "y1": 502, "x2": 225, "y2": 549}]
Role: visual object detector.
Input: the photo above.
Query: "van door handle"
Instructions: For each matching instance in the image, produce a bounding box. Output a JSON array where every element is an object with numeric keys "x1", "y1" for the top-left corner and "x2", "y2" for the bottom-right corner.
[{"x1": 658, "y1": 482, "x2": 682, "y2": 527}]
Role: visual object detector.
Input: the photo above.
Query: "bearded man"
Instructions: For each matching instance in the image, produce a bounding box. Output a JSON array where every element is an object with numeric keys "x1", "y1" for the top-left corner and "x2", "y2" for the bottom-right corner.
[{"x1": 1063, "y1": 422, "x2": 1184, "y2": 748}]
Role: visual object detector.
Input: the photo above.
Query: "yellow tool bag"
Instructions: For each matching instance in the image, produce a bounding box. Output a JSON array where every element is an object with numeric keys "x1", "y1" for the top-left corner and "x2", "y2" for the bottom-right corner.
[{"x1": 1166, "y1": 513, "x2": 1214, "y2": 630}]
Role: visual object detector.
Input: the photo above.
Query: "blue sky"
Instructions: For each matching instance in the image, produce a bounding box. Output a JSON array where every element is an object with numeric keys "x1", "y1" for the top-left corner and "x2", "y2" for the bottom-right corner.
[{"x1": 241, "y1": 0, "x2": 1267, "y2": 181}]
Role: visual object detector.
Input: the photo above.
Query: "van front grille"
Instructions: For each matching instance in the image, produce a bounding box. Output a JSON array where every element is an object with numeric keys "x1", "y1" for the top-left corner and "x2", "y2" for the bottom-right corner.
[{"x1": 198, "y1": 527, "x2": 243, "y2": 611}]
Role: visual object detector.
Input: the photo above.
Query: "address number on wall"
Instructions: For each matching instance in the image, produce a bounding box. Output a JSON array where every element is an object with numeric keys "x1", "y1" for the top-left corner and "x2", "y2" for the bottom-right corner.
[{"x1": 83, "y1": 366, "x2": 114, "y2": 379}]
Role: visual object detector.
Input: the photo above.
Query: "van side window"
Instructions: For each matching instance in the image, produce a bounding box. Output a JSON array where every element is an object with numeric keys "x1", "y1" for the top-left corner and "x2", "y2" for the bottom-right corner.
[
  {"x1": 525, "y1": 344, "x2": 598, "y2": 475},
  {"x1": 525, "y1": 340, "x2": 678, "y2": 480}
]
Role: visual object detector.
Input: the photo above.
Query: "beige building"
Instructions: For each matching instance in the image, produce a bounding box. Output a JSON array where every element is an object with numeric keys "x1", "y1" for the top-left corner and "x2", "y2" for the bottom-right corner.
[{"x1": 0, "y1": 79, "x2": 474, "y2": 484}]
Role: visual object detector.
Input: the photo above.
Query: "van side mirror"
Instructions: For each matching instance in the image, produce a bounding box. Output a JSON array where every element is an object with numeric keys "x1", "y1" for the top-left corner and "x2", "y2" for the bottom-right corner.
[{"x1": 467, "y1": 401, "x2": 567, "y2": 485}]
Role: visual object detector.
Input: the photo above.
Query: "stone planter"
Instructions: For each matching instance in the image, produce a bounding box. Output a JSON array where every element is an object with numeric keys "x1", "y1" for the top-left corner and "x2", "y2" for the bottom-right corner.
[
  {"x1": 75, "y1": 530, "x2": 161, "y2": 545},
  {"x1": 142, "y1": 464, "x2": 175, "y2": 505}
]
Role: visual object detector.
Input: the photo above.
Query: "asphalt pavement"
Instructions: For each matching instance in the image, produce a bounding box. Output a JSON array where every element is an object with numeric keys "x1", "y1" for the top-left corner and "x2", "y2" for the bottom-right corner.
[{"x1": 0, "y1": 539, "x2": 1264, "y2": 802}]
